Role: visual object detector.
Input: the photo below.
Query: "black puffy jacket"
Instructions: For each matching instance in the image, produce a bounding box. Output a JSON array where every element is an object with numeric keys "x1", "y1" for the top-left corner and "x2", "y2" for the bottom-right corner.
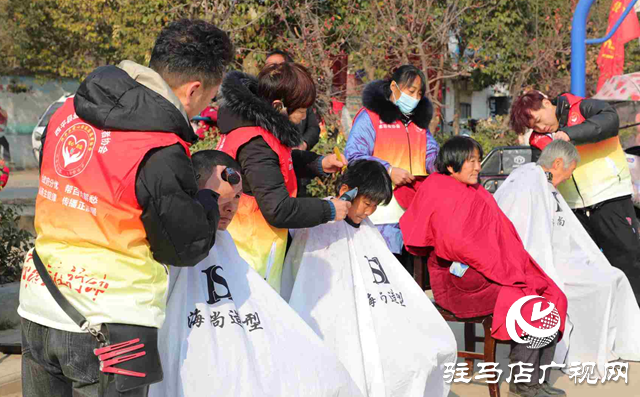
[{"x1": 41, "y1": 63, "x2": 220, "y2": 267}]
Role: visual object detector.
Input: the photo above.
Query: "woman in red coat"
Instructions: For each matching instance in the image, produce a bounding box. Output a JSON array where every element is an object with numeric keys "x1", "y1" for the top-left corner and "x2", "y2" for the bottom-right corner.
[{"x1": 400, "y1": 136, "x2": 568, "y2": 397}]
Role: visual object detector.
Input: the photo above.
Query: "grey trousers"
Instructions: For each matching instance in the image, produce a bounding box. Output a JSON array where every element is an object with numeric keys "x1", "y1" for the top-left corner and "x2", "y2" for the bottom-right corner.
[{"x1": 509, "y1": 336, "x2": 558, "y2": 386}]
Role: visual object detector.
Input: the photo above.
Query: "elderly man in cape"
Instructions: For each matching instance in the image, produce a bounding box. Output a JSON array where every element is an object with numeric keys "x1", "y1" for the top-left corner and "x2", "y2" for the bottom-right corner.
[
  {"x1": 494, "y1": 140, "x2": 640, "y2": 377},
  {"x1": 149, "y1": 150, "x2": 362, "y2": 397}
]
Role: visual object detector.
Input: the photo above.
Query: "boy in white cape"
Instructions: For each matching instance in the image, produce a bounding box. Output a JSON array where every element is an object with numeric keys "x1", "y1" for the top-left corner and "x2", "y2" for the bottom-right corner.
[
  {"x1": 282, "y1": 160, "x2": 457, "y2": 397},
  {"x1": 494, "y1": 140, "x2": 640, "y2": 377},
  {"x1": 149, "y1": 150, "x2": 363, "y2": 397}
]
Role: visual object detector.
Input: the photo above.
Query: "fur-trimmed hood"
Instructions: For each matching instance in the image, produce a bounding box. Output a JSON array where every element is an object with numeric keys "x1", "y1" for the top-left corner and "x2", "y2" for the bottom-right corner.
[
  {"x1": 217, "y1": 71, "x2": 302, "y2": 148},
  {"x1": 362, "y1": 80, "x2": 433, "y2": 129}
]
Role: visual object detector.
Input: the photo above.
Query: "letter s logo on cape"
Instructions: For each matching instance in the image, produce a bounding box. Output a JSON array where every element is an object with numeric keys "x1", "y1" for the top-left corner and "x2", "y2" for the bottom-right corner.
[{"x1": 506, "y1": 295, "x2": 560, "y2": 349}]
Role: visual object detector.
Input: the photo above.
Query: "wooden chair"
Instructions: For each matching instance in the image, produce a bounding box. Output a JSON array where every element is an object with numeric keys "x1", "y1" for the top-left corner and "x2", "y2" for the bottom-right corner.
[
  {"x1": 412, "y1": 255, "x2": 503, "y2": 397},
  {"x1": 433, "y1": 303, "x2": 500, "y2": 397}
]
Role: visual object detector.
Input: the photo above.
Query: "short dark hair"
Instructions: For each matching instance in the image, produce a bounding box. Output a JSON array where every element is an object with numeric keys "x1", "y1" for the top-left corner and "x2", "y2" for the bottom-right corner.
[
  {"x1": 436, "y1": 136, "x2": 484, "y2": 175},
  {"x1": 387, "y1": 64, "x2": 427, "y2": 97},
  {"x1": 192, "y1": 150, "x2": 240, "y2": 189},
  {"x1": 257, "y1": 62, "x2": 316, "y2": 113},
  {"x1": 509, "y1": 91, "x2": 547, "y2": 135},
  {"x1": 149, "y1": 19, "x2": 234, "y2": 89},
  {"x1": 340, "y1": 160, "x2": 393, "y2": 205},
  {"x1": 265, "y1": 49, "x2": 294, "y2": 63}
]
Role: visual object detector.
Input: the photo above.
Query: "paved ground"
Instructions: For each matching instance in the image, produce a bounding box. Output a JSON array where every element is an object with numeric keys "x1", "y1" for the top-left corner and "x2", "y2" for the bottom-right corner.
[{"x1": 1, "y1": 321, "x2": 637, "y2": 396}]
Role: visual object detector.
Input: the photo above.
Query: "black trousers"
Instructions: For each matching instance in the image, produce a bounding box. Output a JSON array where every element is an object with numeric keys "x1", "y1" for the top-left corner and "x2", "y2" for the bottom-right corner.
[
  {"x1": 574, "y1": 196, "x2": 640, "y2": 303},
  {"x1": 509, "y1": 337, "x2": 558, "y2": 386}
]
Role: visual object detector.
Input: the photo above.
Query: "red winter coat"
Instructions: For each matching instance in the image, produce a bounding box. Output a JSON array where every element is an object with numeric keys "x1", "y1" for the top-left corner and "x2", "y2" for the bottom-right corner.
[{"x1": 400, "y1": 173, "x2": 568, "y2": 341}]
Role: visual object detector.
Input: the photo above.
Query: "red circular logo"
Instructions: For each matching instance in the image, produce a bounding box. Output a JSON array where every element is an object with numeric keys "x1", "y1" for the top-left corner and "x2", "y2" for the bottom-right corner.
[{"x1": 53, "y1": 123, "x2": 96, "y2": 178}]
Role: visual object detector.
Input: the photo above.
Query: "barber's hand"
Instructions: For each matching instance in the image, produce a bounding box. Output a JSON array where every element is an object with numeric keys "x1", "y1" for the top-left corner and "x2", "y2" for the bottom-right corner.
[
  {"x1": 553, "y1": 131, "x2": 570, "y2": 142},
  {"x1": 205, "y1": 165, "x2": 241, "y2": 205},
  {"x1": 390, "y1": 167, "x2": 415, "y2": 186},
  {"x1": 330, "y1": 198, "x2": 352, "y2": 221},
  {"x1": 322, "y1": 154, "x2": 346, "y2": 173}
]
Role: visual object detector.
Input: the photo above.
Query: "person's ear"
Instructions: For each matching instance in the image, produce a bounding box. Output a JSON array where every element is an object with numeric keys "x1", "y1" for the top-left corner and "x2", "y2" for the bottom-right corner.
[
  {"x1": 390, "y1": 81, "x2": 401, "y2": 100},
  {"x1": 552, "y1": 158, "x2": 564, "y2": 171},
  {"x1": 272, "y1": 100, "x2": 285, "y2": 111},
  {"x1": 186, "y1": 81, "x2": 203, "y2": 99},
  {"x1": 338, "y1": 184, "x2": 350, "y2": 197},
  {"x1": 542, "y1": 98, "x2": 552, "y2": 108},
  {"x1": 446, "y1": 165, "x2": 455, "y2": 175}
]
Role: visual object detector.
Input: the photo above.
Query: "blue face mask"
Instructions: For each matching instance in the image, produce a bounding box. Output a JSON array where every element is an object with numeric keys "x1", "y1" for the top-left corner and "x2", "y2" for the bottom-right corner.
[{"x1": 392, "y1": 82, "x2": 420, "y2": 115}]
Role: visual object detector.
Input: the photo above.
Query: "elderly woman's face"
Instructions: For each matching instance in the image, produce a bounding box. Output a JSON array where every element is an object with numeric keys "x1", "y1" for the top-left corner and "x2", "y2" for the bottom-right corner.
[{"x1": 448, "y1": 149, "x2": 482, "y2": 185}]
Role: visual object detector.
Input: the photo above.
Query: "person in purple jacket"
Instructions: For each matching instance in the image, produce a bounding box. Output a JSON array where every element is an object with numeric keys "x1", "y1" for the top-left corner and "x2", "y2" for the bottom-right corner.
[{"x1": 345, "y1": 65, "x2": 439, "y2": 272}]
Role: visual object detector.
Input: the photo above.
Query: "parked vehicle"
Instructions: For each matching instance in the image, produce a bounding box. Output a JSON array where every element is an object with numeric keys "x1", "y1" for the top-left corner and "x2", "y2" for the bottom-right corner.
[
  {"x1": 479, "y1": 146, "x2": 534, "y2": 193},
  {"x1": 32, "y1": 93, "x2": 73, "y2": 163}
]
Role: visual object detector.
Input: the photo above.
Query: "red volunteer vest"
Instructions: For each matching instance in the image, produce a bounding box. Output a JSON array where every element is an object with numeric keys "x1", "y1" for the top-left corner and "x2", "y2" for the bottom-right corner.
[
  {"x1": 216, "y1": 127, "x2": 296, "y2": 292},
  {"x1": 529, "y1": 94, "x2": 585, "y2": 150},
  {"x1": 21, "y1": 98, "x2": 190, "y2": 331},
  {"x1": 528, "y1": 93, "x2": 631, "y2": 208},
  {"x1": 355, "y1": 108, "x2": 428, "y2": 176}
]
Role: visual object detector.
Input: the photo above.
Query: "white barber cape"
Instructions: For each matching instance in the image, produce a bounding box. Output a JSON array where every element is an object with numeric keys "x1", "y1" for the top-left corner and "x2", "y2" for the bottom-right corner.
[
  {"x1": 149, "y1": 231, "x2": 363, "y2": 397},
  {"x1": 495, "y1": 163, "x2": 640, "y2": 376},
  {"x1": 281, "y1": 218, "x2": 457, "y2": 397}
]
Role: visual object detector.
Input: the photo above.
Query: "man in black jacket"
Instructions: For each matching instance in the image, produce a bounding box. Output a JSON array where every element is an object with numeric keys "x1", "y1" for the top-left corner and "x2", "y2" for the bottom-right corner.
[
  {"x1": 510, "y1": 91, "x2": 640, "y2": 302},
  {"x1": 264, "y1": 49, "x2": 322, "y2": 197},
  {"x1": 20, "y1": 20, "x2": 237, "y2": 397}
]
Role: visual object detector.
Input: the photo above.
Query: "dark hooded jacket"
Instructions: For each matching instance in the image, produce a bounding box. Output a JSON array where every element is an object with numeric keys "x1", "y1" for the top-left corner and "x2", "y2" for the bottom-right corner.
[
  {"x1": 40, "y1": 63, "x2": 220, "y2": 268},
  {"x1": 217, "y1": 71, "x2": 333, "y2": 228},
  {"x1": 555, "y1": 94, "x2": 619, "y2": 144}
]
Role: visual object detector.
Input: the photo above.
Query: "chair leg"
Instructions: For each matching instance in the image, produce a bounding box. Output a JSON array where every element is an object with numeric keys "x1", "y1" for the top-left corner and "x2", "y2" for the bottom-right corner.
[
  {"x1": 482, "y1": 317, "x2": 499, "y2": 397},
  {"x1": 464, "y1": 322, "x2": 476, "y2": 372}
]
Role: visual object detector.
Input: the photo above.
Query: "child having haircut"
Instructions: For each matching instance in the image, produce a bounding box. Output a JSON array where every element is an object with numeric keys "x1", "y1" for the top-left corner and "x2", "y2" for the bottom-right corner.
[{"x1": 282, "y1": 160, "x2": 457, "y2": 397}]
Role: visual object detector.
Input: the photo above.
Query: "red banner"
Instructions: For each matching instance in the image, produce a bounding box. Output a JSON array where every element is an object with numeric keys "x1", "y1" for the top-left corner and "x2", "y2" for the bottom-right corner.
[{"x1": 597, "y1": 0, "x2": 640, "y2": 91}]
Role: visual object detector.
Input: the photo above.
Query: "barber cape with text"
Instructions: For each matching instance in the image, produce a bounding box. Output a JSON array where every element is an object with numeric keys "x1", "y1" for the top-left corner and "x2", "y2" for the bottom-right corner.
[
  {"x1": 282, "y1": 218, "x2": 458, "y2": 397},
  {"x1": 149, "y1": 231, "x2": 363, "y2": 397}
]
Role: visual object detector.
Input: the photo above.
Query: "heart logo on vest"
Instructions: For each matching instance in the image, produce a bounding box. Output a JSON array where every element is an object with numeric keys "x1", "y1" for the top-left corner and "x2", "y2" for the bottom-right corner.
[
  {"x1": 570, "y1": 113, "x2": 578, "y2": 124},
  {"x1": 62, "y1": 135, "x2": 88, "y2": 167},
  {"x1": 53, "y1": 123, "x2": 96, "y2": 178}
]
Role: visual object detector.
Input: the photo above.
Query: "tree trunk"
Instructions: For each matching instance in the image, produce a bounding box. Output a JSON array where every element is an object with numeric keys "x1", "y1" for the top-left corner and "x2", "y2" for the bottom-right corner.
[{"x1": 453, "y1": 80, "x2": 461, "y2": 136}]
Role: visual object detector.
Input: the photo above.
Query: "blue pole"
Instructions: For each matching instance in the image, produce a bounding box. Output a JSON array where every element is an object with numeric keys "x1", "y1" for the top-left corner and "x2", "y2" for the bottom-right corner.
[
  {"x1": 586, "y1": 0, "x2": 639, "y2": 44},
  {"x1": 571, "y1": 0, "x2": 640, "y2": 96},
  {"x1": 571, "y1": 0, "x2": 596, "y2": 96}
]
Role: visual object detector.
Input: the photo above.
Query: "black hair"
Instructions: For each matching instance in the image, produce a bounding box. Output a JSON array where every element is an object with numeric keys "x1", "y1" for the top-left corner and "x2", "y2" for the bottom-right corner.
[
  {"x1": 192, "y1": 150, "x2": 240, "y2": 189},
  {"x1": 340, "y1": 160, "x2": 393, "y2": 205},
  {"x1": 265, "y1": 49, "x2": 294, "y2": 63},
  {"x1": 436, "y1": 136, "x2": 484, "y2": 175},
  {"x1": 386, "y1": 64, "x2": 427, "y2": 98},
  {"x1": 149, "y1": 19, "x2": 234, "y2": 89}
]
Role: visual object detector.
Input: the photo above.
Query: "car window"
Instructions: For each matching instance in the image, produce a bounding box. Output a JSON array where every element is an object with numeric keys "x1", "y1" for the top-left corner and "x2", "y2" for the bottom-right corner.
[
  {"x1": 37, "y1": 102, "x2": 65, "y2": 127},
  {"x1": 480, "y1": 151, "x2": 501, "y2": 175},
  {"x1": 502, "y1": 148, "x2": 532, "y2": 174}
]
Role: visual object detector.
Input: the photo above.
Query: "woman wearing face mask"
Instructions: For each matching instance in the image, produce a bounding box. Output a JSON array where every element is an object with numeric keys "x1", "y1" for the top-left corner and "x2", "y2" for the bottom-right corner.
[
  {"x1": 216, "y1": 62, "x2": 348, "y2": 293},
  {"x1": 345, "y1": 65, "x2": 438, "y2": 268}
]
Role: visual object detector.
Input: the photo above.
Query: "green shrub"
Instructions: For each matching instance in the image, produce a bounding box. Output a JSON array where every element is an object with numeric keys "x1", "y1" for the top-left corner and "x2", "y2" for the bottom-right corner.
[{"x1": 0, "y1": 203, "x2": 34, "y2": 285}]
